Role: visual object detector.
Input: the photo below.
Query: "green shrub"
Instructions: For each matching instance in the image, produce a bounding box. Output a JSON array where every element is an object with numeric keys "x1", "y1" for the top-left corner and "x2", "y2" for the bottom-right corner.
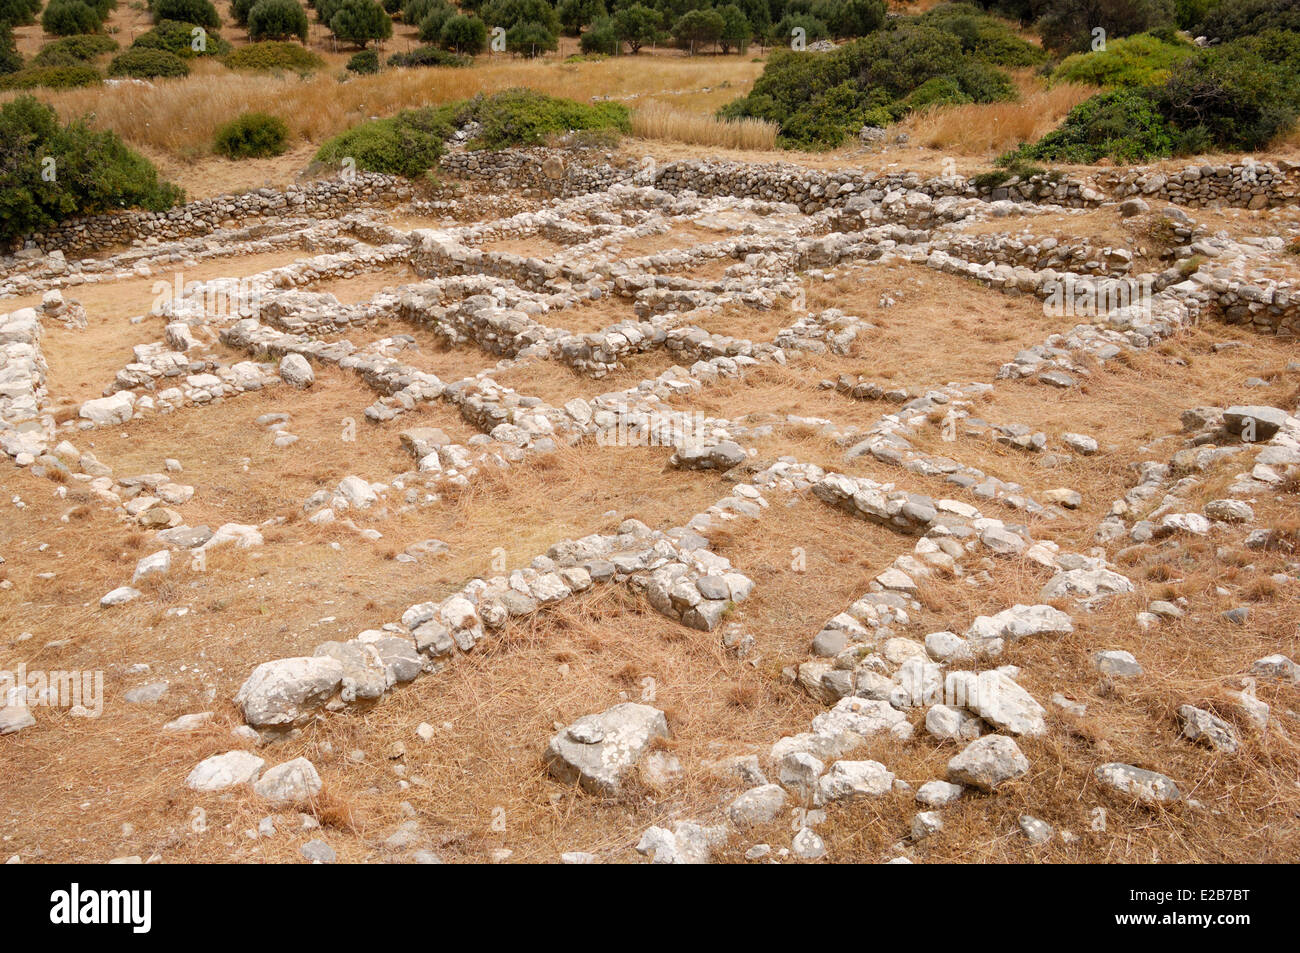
[
  {"x1": 558, "y1": 0, "x2": 604, "y2": 36},
  {"x1": 0, "y1": 94, "x2": 183, "y2": 243},
  {"x1": 672, "y1": 8, "x2": 723, "y2": 52},
  {"x1": 0, "y1": 0, "x2": 44, "y2": 27},
  {"x1": 814, "y1": 0, "x2": 884, "y2": 40},
  {"x1": 386, "y1": 43, "x2": 470, "y2": 66},
  {"x1": 401, "y1": 0, "x2": 441, "y2": 24},
  {"x1": 904, "y1": 75, "x2": 972, "y2": 109},
  {"x1": 770, "y1": 13, "x2": 827, "y2": 45},
  {"x1": 151, "y1": 0, "x2": 220, "y2": 29},
  {"x1": 1174, "y1": 0, "x2": 1218, "y2": 31},
  {"x1": 1052, "y1": 31, "x2": 1192, "y2": 87},
  {"x1": 223, "y1": 40, "x2": 324, "y2": 70},
  {"x1": 459, "y1": 87, "x2": 630, "y2": 149},
  {"x1": 506, "y1": 20, "x2": 557, "y2": 56},
  {"x1": 1196, "y1": 0, "x2": 1300, "y2": 41},
  {"x1": 1038, "y1": 0, "x2": 1176, "y2": 55},
  {"x1": 232, "y1": 0, "x2": 258, "y2": 24},
  {"x1": 1159, "y1": 34, "x2": 1300, "y2": 152},
  {"x1": 108, "y1": 47, "x2": 191, "y2": 76},
  {"x1": 579, "y1": 14, "x2": 619, "y2": 53},
  {"x1": 0, "y1": 24, "x2": 19, "y2": 75},
  {"x1": 315, "y1": 104, "x2": 455, "y2": 176},
  {"x1": 346, "y1": 47, "x2": 379, "y2": 71},
  {"x1": 612, "y1": 4, "x2": 660, "y2": 53},
  {"x1": 920, "y1": 2, "x2": 1046, "y2": 66},
  {"x1": 41, "y1": 0, "x2": 104, "y2": 35},
  {"x1": 415, "y1": 0, "x2": 453, "y2": 40},
  {"x1": 1008, "y1": 88, "x2": 1174, "y2": 163},
  {"x1": 329, "y1": 0, "x2": 392, "y2": 46},
  {"x1": 249, "y1": 0, "x2": 310, "y2": 40},
  {"x1": 0, "y1": 64, "x2": 102, "y2": 88},
  {"x1": 722, "y1": 22, "x2": 1015, "y2": 148},
  {"x1": 716, "y1": 4, "x2": 750, "y2": 52},
  {"x1": 214, "y1": 110, "x2": 290, "y2": 158},
  {"x1": 133, "y1": 19, "x2": 231, "y2": 56},
  {"x1": 31, "y1": 33, "x2": 118, "y2": 67},
  {"x1": 439, "y1": 13, "x2": 487, "y2": 53},
  {"x1": 480, "y1": 0, "x2": 559, "y2": 34}
]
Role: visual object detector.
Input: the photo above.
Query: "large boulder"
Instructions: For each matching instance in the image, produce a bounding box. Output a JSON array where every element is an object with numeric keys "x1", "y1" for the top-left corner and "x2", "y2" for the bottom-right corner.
[
  {"x1": 254, "y1": 757, "x2": 323, "y2": 805},
  {"x1": 947, "y1": 736, "x2": 1030, "y2": 792},
  {"x1": 946, "y1": 670, "x2": 1047, "y2": 737},
  {"x1": 79, "y1": 391, "x2": 136, "y2": 427},
  {"x1": 185, "y1": 751, "x2": 266, "y2": 792},
  {"x1": 234, "y1": 656, "x2": 345, "y2": 727},
  {"x1": 544, "y1": 703, "x2": 669, "y2": 796},
  {"x1": 279, "y1": 353, "x2": 314, "y2": 389},
  {"x1": 966, "y1": 604, "x2": 1073, "y2": 642},
  {"x1": 1094, "y1": 763, "x2": 1180, "y2": 803}
]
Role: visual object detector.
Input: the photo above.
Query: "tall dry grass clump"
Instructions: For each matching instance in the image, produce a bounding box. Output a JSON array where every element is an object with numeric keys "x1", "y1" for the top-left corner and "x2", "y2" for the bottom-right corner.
[
  {"x1": 631, "y1": 101, "x2": 777, "y2": 151},
  {"x1": 903, "y1": 80, "x2": 1098, "y2": 157}
]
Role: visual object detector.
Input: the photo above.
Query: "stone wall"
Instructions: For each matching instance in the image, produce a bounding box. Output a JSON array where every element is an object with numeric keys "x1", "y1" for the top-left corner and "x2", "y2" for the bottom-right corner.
[
  {"x1": 441, "y1": 149, "x2": 1300, "y2": 213},
  {"x1": 20, "y1": 174, "x2": 412, "y2": 256}
]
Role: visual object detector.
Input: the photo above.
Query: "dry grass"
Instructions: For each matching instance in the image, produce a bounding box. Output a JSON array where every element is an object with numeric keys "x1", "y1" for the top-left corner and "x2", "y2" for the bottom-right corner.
[
  {"x1": 7, "y1": 56, "x2": 764, "y2": 161},
  {"x1": 903, "y1": 77, "x2": 1098, "y2": 157},
  {"x1": 631, "y1": 102, "x2": 778, "y2": 152}
]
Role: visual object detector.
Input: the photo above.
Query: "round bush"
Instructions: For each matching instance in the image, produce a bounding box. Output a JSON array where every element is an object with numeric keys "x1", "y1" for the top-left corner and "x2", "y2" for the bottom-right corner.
[
  {"x1": 108, "y1": 47, "x2": 191, "y2": 77},
  {"x1": 214, "y1": 111, "x2": 290, "y2": 158},
  {"x1": 222, "y1": 39, "x2": 324, "y2": 71},
  {"x1": 133, "y1": 19, "x2": 231, "y2": 57},
  {"x1": 1015, "y1": 89, "x2": 1174, "y2": 164},
  {"x1": 0, "y1": 0, "x2": 44, "y2": 28},
  {"x1": 151, "y1": 0, "x2": 221, "y2": 30},
  {"x1": 248, "y1": 0, "x2": 310, "y2": 41},
  {"x1": 0, "y1": 64, "x2": 102, "y2": 88},
  {"x1": 0, "y1": 94, "x2": 183, "y2": 242},
  {"x1": 439, "y1": 14, "x2": 487, "y2": 54},
  {"x1": 579, "y1": 15, "x2": 618, "y2": 54},
  {"x1": 415, "y1": 0, "x2": 453, "y2": 41},
  {"x1": 41, "y1": 0, "x2": 103, "y2": 36},
  {"x1": 347, "y1": 48, "x2": 379, "y2": 72},
  {"x1": 904, "y1": 75, "x2": 972, "y2": 110},
  {"x1": 329, "y1": 0, "x2": 392, "y2": 47},
  {"x1": 31, "y1": 34, "x2": 118, "y2": 67},
  {"x1": 506, "y1": 20, "x2": 556, "y2": 57}
]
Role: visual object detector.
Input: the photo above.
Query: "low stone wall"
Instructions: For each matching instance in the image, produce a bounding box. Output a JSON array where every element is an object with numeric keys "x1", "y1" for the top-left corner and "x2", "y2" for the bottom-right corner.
[
  {"x1": 443, "y1": 149, "x2": 1300, "y2": 213},
  {"x1": 20, "y1": 174, "x2": 412, "y2": 256},
  {"x1": 1100, "y1": 160, "x2": 1300, "y2": 209}
]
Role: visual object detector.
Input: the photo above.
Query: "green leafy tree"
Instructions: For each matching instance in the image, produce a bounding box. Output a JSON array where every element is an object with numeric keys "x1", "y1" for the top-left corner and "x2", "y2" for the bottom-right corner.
[
  {"x1": 0, "y1": 24, "x2": 21, "y2": 74},
  {"x1": 673, "y1": 7, "x2": 723, "y2": 53},
  {"x1": 330, "y1": 0, "x2": 392, "y2": 46},
  {"x1": 415, "y1": 0, "x2": 454, "y2": 41},
  {"x1": 42, "y1": 0, "x2": 104, "y2": 36},
  {"x1": 152, "y1": 0, "x2": 221, "y2": 29},
  {"x1": 0, "y1": 0, "x2": 43, "y2": 26},
  {"x1": 613, "y1": 3, "x2": 660, "y2": 52},
  {"x1": 717, "y1": 4, "x2": 750, "y2": 52},
  {"x1": 480, "y1": 0, "x2": 559, "y2": 34},
  {"x1": 248, "y1": 0, "x2": 310, "y2": 41},
  {"x1": 580, "y1": 14, "x2": 619, "y2": 52},
  {"x1": 506, "y1": 19, "x2": 557, "y2": 55},
  {"x1": 439, "y1": 13, "x2": 487, "y2": 53},
  {"x1": 558, "y1": 0, "x2": 605, "y2": 35}
]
